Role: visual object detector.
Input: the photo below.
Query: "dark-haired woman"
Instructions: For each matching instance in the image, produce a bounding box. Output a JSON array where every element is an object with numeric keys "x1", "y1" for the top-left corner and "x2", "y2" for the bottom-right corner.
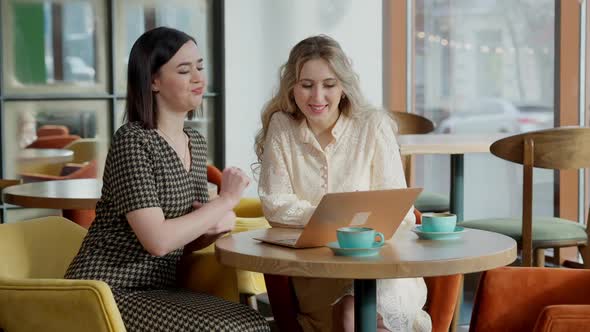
[{"x1": 65, "y1": 27, "x2": 269, "y2": 332}]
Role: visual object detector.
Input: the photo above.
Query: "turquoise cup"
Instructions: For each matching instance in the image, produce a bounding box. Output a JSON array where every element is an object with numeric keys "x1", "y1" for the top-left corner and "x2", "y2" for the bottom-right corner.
[
  {"x1": 421, "y1": 212, "x2": 457, "y2": 232},
  {"x1": 336, "y1": 227, "x2": 384, "y2": 249}
]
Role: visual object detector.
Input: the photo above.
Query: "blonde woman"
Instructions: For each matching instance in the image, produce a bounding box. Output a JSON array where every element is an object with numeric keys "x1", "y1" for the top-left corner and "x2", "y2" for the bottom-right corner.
[{"x1": 255, "y1": 35, "x2": 431, "y2": 332}]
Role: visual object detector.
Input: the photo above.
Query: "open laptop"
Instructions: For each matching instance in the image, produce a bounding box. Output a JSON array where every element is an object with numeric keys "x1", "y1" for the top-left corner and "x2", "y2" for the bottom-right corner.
[{"x1": 254, "y1": 187, "x2": 422, "y2": 248}]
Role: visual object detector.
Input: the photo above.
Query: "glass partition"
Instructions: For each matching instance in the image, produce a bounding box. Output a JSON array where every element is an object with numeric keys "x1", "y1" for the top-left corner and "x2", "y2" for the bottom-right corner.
[
  {"x1": 114, "y1": 0, "x2": 215, "y2": 94},
  {"x1": 1, "y1": 0, "x2": 107, "y2": 94},
  {"x1": 3, "y1": 100, "x2": 109, "y2": 179},
  {"x1": 414, "y1": 0, "x2": 556, "y2": 220}
]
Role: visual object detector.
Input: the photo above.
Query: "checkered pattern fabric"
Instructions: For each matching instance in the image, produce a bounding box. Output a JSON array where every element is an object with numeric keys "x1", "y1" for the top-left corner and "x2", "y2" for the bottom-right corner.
[{"x1": 65, "y1": 122, "x2": 269, "y2": 331}]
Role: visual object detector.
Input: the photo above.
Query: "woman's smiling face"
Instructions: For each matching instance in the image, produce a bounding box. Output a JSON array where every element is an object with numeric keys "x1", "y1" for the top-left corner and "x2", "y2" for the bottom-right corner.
[{"x1": 293, "y1": 58, "x2": 344, "y2": 133}]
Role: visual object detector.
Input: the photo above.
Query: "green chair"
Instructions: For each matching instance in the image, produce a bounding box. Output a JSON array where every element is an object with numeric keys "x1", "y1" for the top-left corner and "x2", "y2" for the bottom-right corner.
[
  {"x1": 459, "y1": 127, "x2": 590, "y2": 267},
  {"x1": 391, "y1": 111, "x2": 450, "y2": 213}
]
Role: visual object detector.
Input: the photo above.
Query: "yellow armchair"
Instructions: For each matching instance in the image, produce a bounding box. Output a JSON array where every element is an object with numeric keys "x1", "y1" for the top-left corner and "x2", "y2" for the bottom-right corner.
[
  {"x1": 178, "y1": 198, "x2": 270, "y2": 308},
  {"x1": 0, "y1": 216, "x2": 126, "y2": 332},
  {"x1": 64, "y1": 138, "x2": 100, "y2": 164}
]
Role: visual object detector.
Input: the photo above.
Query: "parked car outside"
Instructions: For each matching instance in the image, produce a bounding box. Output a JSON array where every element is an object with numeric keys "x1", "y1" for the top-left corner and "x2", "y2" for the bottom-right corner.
[
  {"x1": 436, "y1": 98, "x2": 554, "y2": 134},
  {"x1": 436, "y1": 98, "x2": 521, "y2": 134},
  {"x1": 514, "y1": 104, "x2": 554, "y2": 132}
]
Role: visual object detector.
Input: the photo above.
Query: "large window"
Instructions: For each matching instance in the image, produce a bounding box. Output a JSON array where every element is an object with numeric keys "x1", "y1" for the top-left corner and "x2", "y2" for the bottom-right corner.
[
  {"x1": 0, "y1": 0, "x2": 224, "y2": 222},
  {"x1": 414, "y1": 0, "x2": 556, "y2": 221}
]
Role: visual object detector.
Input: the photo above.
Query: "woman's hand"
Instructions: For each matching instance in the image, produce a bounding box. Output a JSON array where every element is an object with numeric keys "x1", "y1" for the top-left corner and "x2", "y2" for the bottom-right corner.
[
  {"x1": 183, "y1": 202, "x2": 236, "y2": 253},
  {"x1": 191, "y1": 200, "x2": 235, "y2": 236},
  {"x1": 219, "y1": 166, "x2": 250, "y2": 207},
  {"x1": 206, "y1": 210, "x2": 236, "y2": 235}
]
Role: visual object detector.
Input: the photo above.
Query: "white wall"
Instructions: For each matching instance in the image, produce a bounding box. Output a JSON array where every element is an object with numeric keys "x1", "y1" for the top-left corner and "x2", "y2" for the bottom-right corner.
[{"x1": 224, "y1": 0, "x2": 383, "y2": 197}]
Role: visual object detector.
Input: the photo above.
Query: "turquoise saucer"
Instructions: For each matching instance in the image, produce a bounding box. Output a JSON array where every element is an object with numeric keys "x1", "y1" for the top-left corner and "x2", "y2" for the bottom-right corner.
[
  {"x1": 412, "y1": 225, "x2": 466, "y2": 240},
  {"x1": 326, "y1": 241, "x2": 384, "y2": 257}
]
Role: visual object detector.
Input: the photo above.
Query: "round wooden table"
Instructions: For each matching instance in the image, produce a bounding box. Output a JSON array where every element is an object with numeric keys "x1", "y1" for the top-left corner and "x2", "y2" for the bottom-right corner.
[
  {"x1": 18, "y1": 148, "x2": 74, "y2": 164},
  {"x1": 3, "y1": 179, "x2": 219, "y2": 209},
  {"x1": 3, "y1": 179, "x2": 101, "y2": 210},
  {"x1": 216, "y1": 227, "x2": 517, "y2": 331}
]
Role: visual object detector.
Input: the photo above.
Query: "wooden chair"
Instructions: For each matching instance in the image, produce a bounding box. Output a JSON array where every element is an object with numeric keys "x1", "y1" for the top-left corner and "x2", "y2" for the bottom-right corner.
[
  {"x1": 460, "y1": 127, "x2": 590, "y2": 267},
  {"x1": 391, "y1": 111, "x2": 435, "y2": 135},
  {"x1": 391, "y1": 111, "x2": 450, "y2": 213}
]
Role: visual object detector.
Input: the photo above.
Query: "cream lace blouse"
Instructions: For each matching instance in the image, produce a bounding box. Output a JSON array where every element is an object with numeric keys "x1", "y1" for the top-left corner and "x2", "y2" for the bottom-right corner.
[{"x1": 258, "y1": 110, "x2": 415, "y2": 228}]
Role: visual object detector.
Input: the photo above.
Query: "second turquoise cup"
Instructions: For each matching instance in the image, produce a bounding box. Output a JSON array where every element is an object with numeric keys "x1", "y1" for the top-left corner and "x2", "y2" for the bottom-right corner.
[{"x1": 421, "y1": 212, "x2": 457, "y2": 232}]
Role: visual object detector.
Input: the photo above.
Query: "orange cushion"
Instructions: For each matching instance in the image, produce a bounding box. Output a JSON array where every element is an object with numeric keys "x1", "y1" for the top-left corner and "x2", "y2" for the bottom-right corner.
[
  {"x1": 533, "y1": 305, "x2": 590, "y2": 332},
  {"x1": 471, "y1": 267, "x2": 590, "y2": 332}
]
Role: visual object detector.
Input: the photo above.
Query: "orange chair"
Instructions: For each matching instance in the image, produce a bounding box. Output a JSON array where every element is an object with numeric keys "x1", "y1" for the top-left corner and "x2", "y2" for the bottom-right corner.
[
  {"x1": 27, "y1": 134, "x2": 80, "y2": 149},
  {"x1": 470, "y1": 267, "x2": 590, "y2": 332},
  {"x1": 264, "y1": 210, "x2": 462, "y2": 332},
  {"x1": 20, "y1": 161, "x2": 98, "y2": 229},
  {"x1": 20, "y1": 160, "x2": 98, "y2": 183},
  {"x1": 36, "y1": 124, "x2": 69, "y2": 137},
  {"x1": 207, "y1": 164, "x2": 222, "y2": 194}
]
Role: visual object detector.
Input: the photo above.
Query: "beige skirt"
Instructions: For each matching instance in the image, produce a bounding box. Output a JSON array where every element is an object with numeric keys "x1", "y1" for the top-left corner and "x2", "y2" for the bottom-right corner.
[
  {"x1": 292, "y1": 277, "x2": 431, "y2": 332},
  {"x1": 293, "y1": 277, "x2": 352, "y2": 332}
]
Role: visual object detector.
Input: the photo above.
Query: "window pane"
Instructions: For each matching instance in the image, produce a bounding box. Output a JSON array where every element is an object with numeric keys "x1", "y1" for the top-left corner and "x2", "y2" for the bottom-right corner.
[
  {"x1": 115, "y1": 0, "x2": 215, "y2": 94},
  {"x1": 1, "y1": 0, "x2": 108, "y2": 94},
  {"x1": 115, "y1": 99, "x2": 126, "y2": 130},
  {"x1": 185, "y1": 97, "x2": 215, "y2": 164},
  {"x1": 4, "y1": 100, "x2": 110, "y2": 179},
  {"x1": 414, "y1": 0, "x2": 555, "y2": 220}
]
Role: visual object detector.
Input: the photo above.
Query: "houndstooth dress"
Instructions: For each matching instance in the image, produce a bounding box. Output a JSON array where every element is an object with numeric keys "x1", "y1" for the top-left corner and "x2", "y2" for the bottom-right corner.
[{"x1": 65, "y1": 122, "x2": 269, "y2": 332}]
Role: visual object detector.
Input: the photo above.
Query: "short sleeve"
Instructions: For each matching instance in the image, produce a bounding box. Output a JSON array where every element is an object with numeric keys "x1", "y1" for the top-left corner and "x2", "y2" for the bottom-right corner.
[{"x1": 108, "y1": 132, "x2": 160, "y2": 215}]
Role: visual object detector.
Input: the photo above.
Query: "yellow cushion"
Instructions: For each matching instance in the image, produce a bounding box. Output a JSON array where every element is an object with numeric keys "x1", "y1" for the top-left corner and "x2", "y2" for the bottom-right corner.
[
  {"x1": 18, "y1": 161, "x2": 66, "y2": 177},
  {"x1": 234, "y1": 197, "x2": 265, "y2": 218},
  {"x1": 178, "y1": 247, "x2": 240, "y2": 303},
  {"x1": 234, "y1": 217, "x2": 270, "y2": 295},
  {"x1": 65, "y1": 138, "x2": 100, "y2": 164},
  {"x1": 181, "y1": 216, "x2": 271, "y2": 299},
  {"x1": 0, "y1": 216, "x2": 86, "y2": 279}
]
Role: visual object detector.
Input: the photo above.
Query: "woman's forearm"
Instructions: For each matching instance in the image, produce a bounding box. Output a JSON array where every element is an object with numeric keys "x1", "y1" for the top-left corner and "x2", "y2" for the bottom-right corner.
[{"x1": 128, "y1": 196, "x2": 235, "y2": 256}]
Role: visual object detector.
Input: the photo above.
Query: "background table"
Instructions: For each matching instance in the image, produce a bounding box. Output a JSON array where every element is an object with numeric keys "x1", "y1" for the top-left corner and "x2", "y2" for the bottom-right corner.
[
  {"x1": 216, "y1": 227, "x2": 517, "y2": 331},
  {"x1": 18, "y1": 148, "x2": 74, "y2": 164},
  {"x1": 3, "y1": 179, "x2": 218, "y2": 216},
  {"x1": 398, "y1": 134, "x2": 506, "y2": 221}
]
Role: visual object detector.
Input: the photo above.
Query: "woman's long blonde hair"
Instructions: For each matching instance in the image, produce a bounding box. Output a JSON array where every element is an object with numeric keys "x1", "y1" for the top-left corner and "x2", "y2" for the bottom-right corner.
[{"x1": 254, "y1": 35, "x2": 376, "y2": 162}]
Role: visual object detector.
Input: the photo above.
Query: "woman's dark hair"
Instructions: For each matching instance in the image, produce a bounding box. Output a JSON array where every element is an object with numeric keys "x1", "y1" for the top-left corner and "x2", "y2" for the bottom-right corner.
[{"x1": 125, "y1": 27, "x2": 197, "y2": 128}]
